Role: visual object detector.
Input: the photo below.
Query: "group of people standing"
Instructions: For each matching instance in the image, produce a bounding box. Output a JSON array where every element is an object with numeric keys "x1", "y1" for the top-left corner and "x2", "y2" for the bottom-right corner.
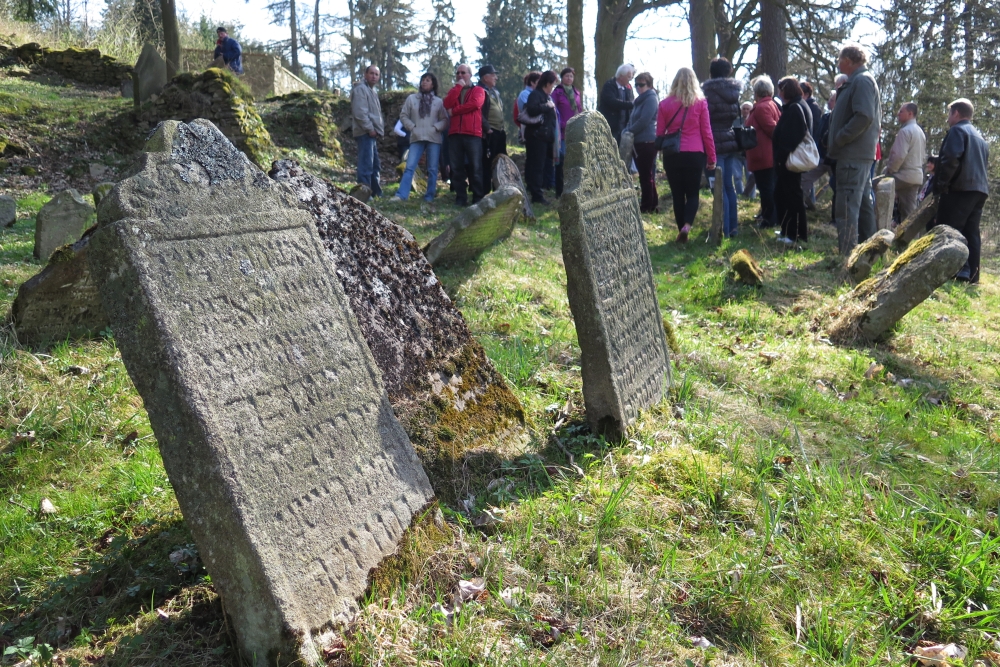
[{"x1": 350, "y1": 44, "x2": 989, "y2": 284}]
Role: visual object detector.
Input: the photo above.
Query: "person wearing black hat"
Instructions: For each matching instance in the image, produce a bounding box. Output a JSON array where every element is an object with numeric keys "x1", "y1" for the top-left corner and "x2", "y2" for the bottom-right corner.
[
  {"x1": 478, "y1": 64, "x2": 507, "y2": 193},
  {"x1": 214, "y1": 27, "x2": 243, "y2": 75}
]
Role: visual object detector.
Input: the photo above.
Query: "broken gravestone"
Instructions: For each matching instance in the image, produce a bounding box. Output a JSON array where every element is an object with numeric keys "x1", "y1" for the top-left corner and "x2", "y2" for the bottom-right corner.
[
  {"x1": 893, "y1": 194, "x2": 939, "y2": 250},
  {"x1": 826, "y1": 225, "x2": 968, "y2": 343},
  {"x1": 423, "y1": 186, "x2": 523, "y2": 266},
  {"x1": 348, "y1": 183, "x2": 372, "y2": 203},
  {"x1": 873, "y1": 176, "x2": 896, "y2": 231},
  {"x1": 558, "y1": 111, "x2": 671, "y2": 439},
  {"x1": 846, "y1": 228, "x2": 894, "y2": 283},
  {"x1": 34, "y1": 189, "x2": 94, "y2": 260},
  {"x1": 731, "y1": 249, "x2": 764, "y2": 286},
  {"x1": 0, "y1": 195, "x2": 15, "y2": 227},
  {"x1": 87, "y1": 120, "x2": 434, "y2": 666},
  {"x1": 492, "y1": 153, "x2": 533, "y2": 219},
  {"x1": 92, "y1": 182, "x2": 115, "y2": 207},
  {"x1": 12, "y1": 227, "x2": 107, "y2": 347},
  {"x1": 133, "y1": 42, "x2": 167, "y2": 106},
  {"x1": 269, "y1": 160, "x2": 524, "y2": 502}
]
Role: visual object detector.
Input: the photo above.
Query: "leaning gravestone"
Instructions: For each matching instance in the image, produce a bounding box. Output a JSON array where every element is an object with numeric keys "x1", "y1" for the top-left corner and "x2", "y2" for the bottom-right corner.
[
  {"x1": 88, "y1": 120, "x2": 434, "y2": 666},
  {"x1": 873, "y1": 177, "x2": 896, "y2": 231},
  {"x1": 558, "y1": 111, "x2": 671, "y2": 439},
  {"x1": 34, "y1": 189, "x2": 94, "y2": 260},
  {"x1": 492, "y1": 153, "x2": 534, "y2": 219},
  {"x1": 0, "y1": 195, "x2": 15, "y2": 227},
  {"x1": 893, "y1": 194, "x2": 939, "y2": 250},
  {"x1": 846, "y1": 227, "x2": 894, "y2": 283},
  {"x1": 423, "y1": 186, "x2": 523, "y2": 266},
  {"x1": 133, "y1": 42, "x2": 167, "y2": 106},
  {"x1": 269, "y1": 160, "x2": 524, "y2": 501},
  {"x1": 827, "y1": 225, "x2": 968, "y2": 343},
  {"x1": 12, "y1": 227, "x2": 107, "y2": 347}
]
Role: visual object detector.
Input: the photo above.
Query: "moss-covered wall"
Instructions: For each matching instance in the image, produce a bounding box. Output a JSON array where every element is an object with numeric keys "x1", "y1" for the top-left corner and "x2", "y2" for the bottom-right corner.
[
  {"x1": 260, "y1": 91, "x2": 343, "y2": 161},
  {"x1": 2, "y1": 43, "x2": 132, "y2": 86}
]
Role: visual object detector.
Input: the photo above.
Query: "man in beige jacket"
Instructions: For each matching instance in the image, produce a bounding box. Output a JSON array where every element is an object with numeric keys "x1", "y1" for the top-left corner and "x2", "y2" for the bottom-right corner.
[
  {"x1": 351, "y1": 65, "x2": 385, "y2": 197},
  {"x1": 885, "y1": 102, "x2": 926, "y2": 220}
]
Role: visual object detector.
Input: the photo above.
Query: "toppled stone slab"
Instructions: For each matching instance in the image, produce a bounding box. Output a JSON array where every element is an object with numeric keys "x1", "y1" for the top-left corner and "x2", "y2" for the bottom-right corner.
[
  {"x1": 492, "y1": 153, "x2": 533, "y2": 219},
  {"x1": 893, "y1": 194, "x2": 939, "y2": 250},
  {"x1": 558, "y1": 111, "x2": 671, "y2": 439},
  {"x1": 874, "y1": 176, "x2": 895, "y2": 231},
  {"x1": 730, "y1": 249, "x2": 763, "y2": 285},
  {"x1": 847, "y1": 228, "x2": 894, "y2": 283},
  {"x1": 423, "y1": 186, "x2": 522, "y2": 266},
  {"x1": 88, "y1": 120, "x2": 434, "y2": 666},
  {"x1": 349, "y1": 183, "x2": 372, "y2": 203},
  {"x1": 34, "y1": 189, "x2": 94, "y2": 260},
  {"x1": 12, "y1": 226, "x2": 107, "y2": 347},
  {"x1": 270, "y1": 160, "x2": 524, "y2": 501},
  {"x1": 826, "y1": 225, "x2": 968, "y2": 343},
  {"x1": 0, "y1": 195, "x2": 15, "y2": 227},
  {"x1": 92, "y1": 182, "x2": 114, "y2": 207}
]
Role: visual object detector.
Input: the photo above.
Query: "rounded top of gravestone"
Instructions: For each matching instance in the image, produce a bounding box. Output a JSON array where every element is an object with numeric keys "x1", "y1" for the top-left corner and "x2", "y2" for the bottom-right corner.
[{"x1": 562, "y1": 111, "x2": 631, "y2": 199}]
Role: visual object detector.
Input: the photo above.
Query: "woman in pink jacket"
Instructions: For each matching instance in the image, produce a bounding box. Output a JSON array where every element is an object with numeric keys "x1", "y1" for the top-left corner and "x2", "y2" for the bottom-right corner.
[{"x1": 656, "y1": 67, "x2": 716, "y2": 242}]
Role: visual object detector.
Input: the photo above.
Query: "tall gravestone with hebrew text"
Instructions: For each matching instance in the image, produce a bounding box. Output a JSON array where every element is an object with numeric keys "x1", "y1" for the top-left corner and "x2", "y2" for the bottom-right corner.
[
  {"x1": 88, "y1": 120, "x2": 434, "y2": 666},
  {"x1": 558, "y1": 111, "x2": 671, "y2": 439}
]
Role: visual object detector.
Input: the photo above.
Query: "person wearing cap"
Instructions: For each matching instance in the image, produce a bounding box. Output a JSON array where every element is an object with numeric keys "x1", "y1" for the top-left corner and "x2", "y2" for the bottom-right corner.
[
  {"x1": 214, "y1": 27, "x2": 243, "y2": 75},
  {"x1": 478, "y1": 64, "x2": 507, "y2": 194},
  {"x1": 443, "y1": 63, "x2": 487, "y2": 206}
]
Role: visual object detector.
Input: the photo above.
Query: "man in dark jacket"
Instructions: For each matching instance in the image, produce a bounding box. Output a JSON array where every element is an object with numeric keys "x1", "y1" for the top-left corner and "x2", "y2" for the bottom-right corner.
[
  {"x1": 214, "y1": 27, "x2": 243, "y2": 75},
  {"x1": 597, "y1": 64, "x2": 635, "y2": 143},
  {"x1": 800, "y1": 81, "x2": 825, "y2": 209},
  {"x1": 702, "y1": 57, "x2": 742, "y2": 237},
  {"x1": 931, "y1": 98, "x2": 990, "y2": 284}
]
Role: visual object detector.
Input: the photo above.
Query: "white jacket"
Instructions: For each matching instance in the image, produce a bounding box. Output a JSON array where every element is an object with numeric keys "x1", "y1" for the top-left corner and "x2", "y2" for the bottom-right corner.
[
  {"x1": 398, "y1": 93, "x2": 449, "y2": 144},
  {"x1": 886, "y1": 119, "x2": 926, "y2": 185}
]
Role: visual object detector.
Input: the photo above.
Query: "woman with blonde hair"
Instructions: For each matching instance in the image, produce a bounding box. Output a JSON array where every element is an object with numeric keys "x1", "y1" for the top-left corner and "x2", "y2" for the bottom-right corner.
[{"x1": 656, "y1": 67, "x2": 716, "y2": 242}]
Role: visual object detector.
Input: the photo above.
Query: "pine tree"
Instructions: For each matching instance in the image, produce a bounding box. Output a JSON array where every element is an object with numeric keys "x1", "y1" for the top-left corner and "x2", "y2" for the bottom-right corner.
[
  {"x1": 355, "y1": 0, "x2": 417, "y2": 89},
  {"x1": 418, "y1": 0, "x2": 466, "y2": 80}
]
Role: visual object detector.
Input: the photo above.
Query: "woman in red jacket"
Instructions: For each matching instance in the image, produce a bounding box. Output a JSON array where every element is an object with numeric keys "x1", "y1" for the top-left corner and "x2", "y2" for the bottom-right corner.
[
  {"x1": 745, "y1": 76, "x2": 782, "y2": 228},
  {"x1": 656, "y1": 67, "x2": 716, "y2": 243}
]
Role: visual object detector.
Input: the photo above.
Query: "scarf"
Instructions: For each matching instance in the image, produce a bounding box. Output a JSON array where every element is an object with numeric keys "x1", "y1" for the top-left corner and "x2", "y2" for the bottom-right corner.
[
  {"x1": 418, "y1": 91, "x2": 434, "y2": 119},
  {"x1": 562, "y1": 85, "x2": 578, "y2": 114}
]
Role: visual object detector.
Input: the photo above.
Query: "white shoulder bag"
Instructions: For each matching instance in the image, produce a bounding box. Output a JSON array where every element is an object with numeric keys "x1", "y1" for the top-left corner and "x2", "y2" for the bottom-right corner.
[{"x1": 786, "y1": 102, "x2": 819, "y2": 173}]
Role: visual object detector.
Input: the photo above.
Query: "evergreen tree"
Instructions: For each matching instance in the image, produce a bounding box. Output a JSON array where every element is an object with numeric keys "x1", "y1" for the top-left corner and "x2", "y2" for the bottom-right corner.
[
  {"x1": 355, "y1": 0, "x2": 417, "y2": 89},
  {"x1": 418, "y1": 0, "x2": 466, "y2": 80}
]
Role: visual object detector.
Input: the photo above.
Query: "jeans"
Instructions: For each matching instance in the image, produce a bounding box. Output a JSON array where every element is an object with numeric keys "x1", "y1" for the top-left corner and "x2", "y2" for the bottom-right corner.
[
  {"x1": 663, "y1": 151, "x2": 706, "y2": 230},
  {"x1": 448, "y1": 134, "x2": 484, "y2": 204},
  {"x1": 719, "y1": 154, "x2": 739, "y2": 236},
  {"x1": 835, "y1": 159, "x2": 877, "y2": 255},
  {"x1": 934, "y1": 191, "x2": 986, "y2": 284},
  {"x1": 356, "y1": 134, "x2": 383, "y2": 197},
  {"x1": 397, "y1": 141, "x2": 440, "y2": 201},
  {"x1": 753, "y1": 168, "x2": 777, "y2": 227}
]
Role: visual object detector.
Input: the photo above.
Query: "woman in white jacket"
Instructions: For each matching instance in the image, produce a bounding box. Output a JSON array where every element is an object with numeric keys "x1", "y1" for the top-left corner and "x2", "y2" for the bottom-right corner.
[{"x1": 396, "y1": 73, "x2": 449, "y2": 202}]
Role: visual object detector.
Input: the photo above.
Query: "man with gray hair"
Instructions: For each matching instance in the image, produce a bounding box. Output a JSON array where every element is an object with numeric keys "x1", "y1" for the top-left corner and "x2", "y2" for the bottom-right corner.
[
  {"x1": 828, "y1": 42, "x2": 881, "y2": 256},
  {"x1": 351, "y1": 64, "x2": 384, "y2": 197},
  {"x1": 885, "y1": 102, "x2": 926, "y2": 220},
  {"x1": 598, "y1": 64, "x2": 636, "y2": 143}
]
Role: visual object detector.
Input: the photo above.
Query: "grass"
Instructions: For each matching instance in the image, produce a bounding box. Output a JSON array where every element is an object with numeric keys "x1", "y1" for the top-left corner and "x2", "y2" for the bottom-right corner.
[{"x1": 3, "y1": 71, "x2": 1000, "y2": 665}]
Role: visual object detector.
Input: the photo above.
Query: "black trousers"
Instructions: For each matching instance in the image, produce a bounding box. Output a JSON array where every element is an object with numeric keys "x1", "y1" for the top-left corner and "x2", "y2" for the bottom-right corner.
[
  {"x1": 753, "y1": 167, "x2": 777, "y2": 227},
  {"x1": 933, "y1": 190, "x2": 987, "y2": 284},
  {"x1": 635, "y1": 142, "x2": 659, "y2": 212},
  {"x1": 525, "y1": 136, "x2": 551, "y2": 202},
  {"x1": 775, "y1": 165, "x2": 807, "y2": 241},
  {"x1": 482, "y1": 129, "x2": 507, "y2": 193},
  {"x1": 663, "y1": 151, "x2": 706, "y2": 230},
  {"x1": 449, "y1": 134, "x2": 484, "y2": 204}
]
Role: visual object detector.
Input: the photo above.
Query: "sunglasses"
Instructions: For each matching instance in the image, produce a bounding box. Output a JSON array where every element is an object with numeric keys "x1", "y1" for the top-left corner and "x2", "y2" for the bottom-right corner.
[{"x1": 636, "y1": 82, "x2": 647, "y2": 88}]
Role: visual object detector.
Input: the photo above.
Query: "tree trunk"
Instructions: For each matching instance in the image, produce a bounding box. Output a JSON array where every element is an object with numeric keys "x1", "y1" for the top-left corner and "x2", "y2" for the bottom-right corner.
[
  {"x1": 758, "y1": 0, "x2": 787, "y2": 82},
  {"x1": 962, "y1": 0, "x2": 974, "y2": 90},
  {"x1": 594, "y1": 0, "x2": 632, "y2": 85},
  {"x1": 347, "y1": 0, "x2": 358, "y2": 83},
  {"x1": 160, "y1": 0, "x2": 180, "y2": 79},
  {"x1": 290, "y1": 0, "x2": 300, "y2": 76},
  {"x1": 688, "y1": 0, "x2": 715, "y2": 81},
  {"x1": 568, "y1": 0, "x2": 584, "y2": 87},
  {"x1": 314, "y1": 0, "x2": 323, "y2": 88}
]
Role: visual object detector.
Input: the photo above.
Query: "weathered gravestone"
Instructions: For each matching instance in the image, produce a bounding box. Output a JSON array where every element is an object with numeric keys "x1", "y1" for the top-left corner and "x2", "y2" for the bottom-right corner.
[
  {"x1": 34, "y1": 189, "x2": 94, "y2": 260},
  {"x1": 0, "y1": 195, "x2": 15, "y2": 227},
  {"x1": 92, "y1": 182, "x2": 115, "y2": 207},
  {"x1": 846, "y1": 228, "x2": 894, "y2": 283},
  {"x1": 873, "y1": 176, "x2": 896, "y2": 231},
  {"x1": 558, "y1": 111, "x2": 671, "y2": 438},
  {"x1": 492, "y1": 153, "x2": 533, "y2": 219},
  {"x1": 893, "y1": 195, "x2": 939, "y2": 250},
  {"x1": 88, "y1": 120, "x2": 435, "y2": 666},
  {"x1": 827, "y1": 225, "x2": 968, "y2": 343},
  {"x1": 12, "y1": 227, "x2": 107, "y2": 347},
  {"x1": 269, "y1": 160, "x2": 524, "y2": 501},
  {"x1": 133, "y1": 42, "x2": 167, "y2": 106},
  {"x1": 618, "y1": 130, "x2": 635, "y2": 165},
  {"x1": 423, "y1": 185, "x2": 523, "y2": 266}
]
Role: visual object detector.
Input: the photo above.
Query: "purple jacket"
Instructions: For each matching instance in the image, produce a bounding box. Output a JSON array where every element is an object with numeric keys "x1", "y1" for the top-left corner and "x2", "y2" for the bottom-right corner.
[{"x1": 551, "y1": 85, "x2": 582, "y2": 134}]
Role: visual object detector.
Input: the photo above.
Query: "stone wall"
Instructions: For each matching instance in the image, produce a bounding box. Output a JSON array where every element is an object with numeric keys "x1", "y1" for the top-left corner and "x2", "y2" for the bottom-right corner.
[
  {"x1": 327, "y1": 89, "x2": 413, "y2": 172},
  {"x1": 180, "y1": 49, "x2": 312, "y2": 99},
  {"x1": 1, "y1": 43, "x2": 132, "y2": 86},
  {"x1": 136, "y1": 68, "x2": 273, "y2": 167},
  {"x1": 260, "y1": 91, "x2": 343, "y2": 160}
]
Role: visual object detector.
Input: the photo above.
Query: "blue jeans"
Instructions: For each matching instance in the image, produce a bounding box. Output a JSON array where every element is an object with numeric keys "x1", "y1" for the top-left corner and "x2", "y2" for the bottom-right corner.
[
  {"x1": 397, "y1": 141, "x2": 440, "y2": 201},
  {"x1": 719, "y1": 154, "x2": 739, "y2": 236},
  {"x1": 356, "y1": 134, "x2": 383, "y2": 197}
]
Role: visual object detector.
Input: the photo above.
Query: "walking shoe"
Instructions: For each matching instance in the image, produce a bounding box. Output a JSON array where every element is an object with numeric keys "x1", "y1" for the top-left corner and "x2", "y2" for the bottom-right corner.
[
  {"x1": 778, "y1": 236, "x2": 794, "y2": 245},
  {"x1": 677, "y1": 224, "x2": 691, "y2": 243}
]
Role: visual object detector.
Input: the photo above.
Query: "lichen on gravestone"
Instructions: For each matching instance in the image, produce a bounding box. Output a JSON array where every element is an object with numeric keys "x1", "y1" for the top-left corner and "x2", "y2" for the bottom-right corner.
[
  {"x1": 423, "y1": 186, "x2": 523, "y2": 266},
  {"x1": 846, "y1": 228, "x2": 894, "y2": 283}
]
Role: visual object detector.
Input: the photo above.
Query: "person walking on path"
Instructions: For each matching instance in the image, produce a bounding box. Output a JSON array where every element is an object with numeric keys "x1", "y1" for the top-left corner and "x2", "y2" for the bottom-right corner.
[
  {"x1": 351, "y1": 65, "x2": 384, "y2": 197},
  {"x1": 701, "y1": 57, "x2": 742, "y2": 237},
  {"x1": 828, "y1": 43, "x2": 881, "y2": 256},
  {"x1": 773, "y1": 76, "x2": 813, "y2": 244},
  {"x1": 478, "y1": 65, "x2": 507, "y2": 193},
  {"x1": 214, "y1": 27, "x2": 243, "y2": 74},
  {"x1": 656, "y1": 67, "x2": 716, "y2": 243},
  {"x1": 884, "y1": 102, "x2": 926, "y2": 221},
  {"x1": 552, "y1": 67, "x2": 583, "y2": 196},
  {"x1": 931, "y1": 98, "x2": 989, "y2": 284},
  {"x1": 745, "y1": 76, "x2": 781, "y2": 228},
  {"x1": 626, "y1": 72, "x2": 660, "y2": 213},
  {"x1": 598, "y1": 64, "x2": 636, "y2": 143},
  {"x1": 523, "y1": 70, "x2": 559, "y2": 204},
  {"x1": 443, "y1": 63, "x2": 487, "y2": 206},
  {"x1": 395, "y1": 72, "x2": 449, "y2": 202}
]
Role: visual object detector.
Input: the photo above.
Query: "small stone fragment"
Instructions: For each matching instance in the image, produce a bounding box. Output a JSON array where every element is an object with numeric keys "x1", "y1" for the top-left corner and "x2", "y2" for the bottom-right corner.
[
  {"x1": 492, "y1": 153, "x2": 533, "y2": 219},
  {"x1": 847, "y1": 228, "x2": 895, "y2": 283},
  {"x1": 0, "y1": 195, "x2": 16, "y2": 227},
  {"x1": 730, "y1": 249, "x2": 764, "y2": 285},
  {"x1": 873, "y1": 176, "x2": 895, "y2": 231},
  {"x1": 348, "y1": 183, "x2": 372, "y2": 203},
  {"x1": 34, "y1": 189, "x2": 94, "y2": 260},
  {"x1": 92, "y1": 182, "x2": 115, "y2": 207}
]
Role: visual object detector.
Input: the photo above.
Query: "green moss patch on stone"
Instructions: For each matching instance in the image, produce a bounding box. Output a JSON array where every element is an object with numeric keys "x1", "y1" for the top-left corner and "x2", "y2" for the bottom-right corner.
[
  {"x1": 260, "y1": 91, "x2": 344, "y2": 161},
  {"x1": 888, "y1": 232, "x2": 934, "y2": 275},
  {"x1": 730, "y1": 249, "x2": 764, "y2": 286}
]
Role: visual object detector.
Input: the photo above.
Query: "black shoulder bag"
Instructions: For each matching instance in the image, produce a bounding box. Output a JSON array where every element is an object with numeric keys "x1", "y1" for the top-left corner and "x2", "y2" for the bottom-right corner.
[{"x1": 655, "y1": 104, "x2": 688, "y2": 155}]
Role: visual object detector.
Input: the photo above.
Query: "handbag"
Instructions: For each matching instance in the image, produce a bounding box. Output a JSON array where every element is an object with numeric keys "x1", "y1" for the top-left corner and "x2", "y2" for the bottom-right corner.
[
  {"x1": 518, "y1": 107, "x2": 543, "y2": 125},
  {"x1": 655, "y1": 104, "x2": 688, "y2": 156},
  {"x1": 786, "y1": 102, "x2": 819, "y2": 173},
  {"x1": 733, "y1": 116, "x2": 757, "y2": 151}
]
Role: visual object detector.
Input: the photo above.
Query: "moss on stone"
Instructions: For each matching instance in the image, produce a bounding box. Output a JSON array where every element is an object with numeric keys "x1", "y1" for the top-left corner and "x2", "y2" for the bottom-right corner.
[
  {"x1": 730, "y1": 249, "x2": 764, "y2": 286},
  {"x1": 888, "y1": 232, "x2": 934, "y2": 275},
  {"x1": 663, "y1": 316, "x2": 681, "y2": 355},
  {"x1": 366, "y1": 504, "x2": 453, "y2": 598},
  {"x1": 260, "y1": 90, "x2": 344, "y2": 161}
]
